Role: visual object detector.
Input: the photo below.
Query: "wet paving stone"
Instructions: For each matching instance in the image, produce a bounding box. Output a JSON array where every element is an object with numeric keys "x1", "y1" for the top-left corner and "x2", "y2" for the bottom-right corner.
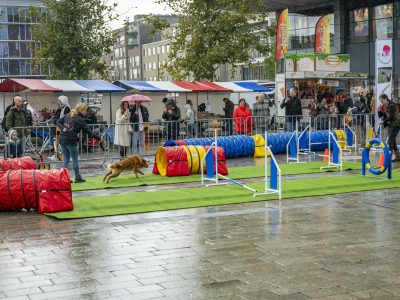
[{"x1": 1, "y1": 185, "x2": 400, "y2": 299}]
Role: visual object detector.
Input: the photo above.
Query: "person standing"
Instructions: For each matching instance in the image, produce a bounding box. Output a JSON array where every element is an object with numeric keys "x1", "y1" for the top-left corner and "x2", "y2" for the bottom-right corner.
[
  {"x1": 185, "y1": 103, "x2": 195, "y2": 138},
  {"x1": 57, "y1": 103, "x2": 101, "y2": 183},
  {"x1": 378, "y1": 94, "x2": 400, "y2": 161},
  {"x1": 162, "y1": 98, "x2": 180, "y2": 140},
  {"x1": 253, "y1": 93, "x2": 272, "y2": 134},
  {"x1": 2, "y1": 95, "x2": 19, "y2": 130},
  {"x1": 54, "y1": 95, "x2": 71, "y2": 124},
  {"x1": 130, "y1": 101, "x2": 149, "y2": 155},
  {"x1": 114, "y1": 101, "x2": 131, "y2": 158},
  {"x1": 280, "y1": 88, "x2": 302, "y2": 131},
  {"x1": 233, "y1": 99, "x2": 252, "y2": 134},
  {"x1": 6, "y1": 96, "x2": 27, "y2": 152},
  {"x1": 5, "y1": 129, "x2": 23, "y2": 158},
  {"x1": 23, "y1": 100, "x2": 33, "y2": 127},
  {"x1": 223, "y1": 97, "x2": 234, "y2": 135}
]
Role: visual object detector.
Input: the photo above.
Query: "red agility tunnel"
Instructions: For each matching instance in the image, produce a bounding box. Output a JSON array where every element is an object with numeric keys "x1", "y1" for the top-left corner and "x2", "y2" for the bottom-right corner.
[
  {"x1": 153, "y1": 146, "x2": 190, "y2": 176},
  {"x1": 0, "y1": 157, "x2": 36, "y2": 171},
  {"x1": 0, "y1": 168, "x2": 73, "y2": 213},
  {"x1": 153, "y1": 146, "x2": 228, "y2": 177},
  {"x1": 205, "y1": 146, "x2": 228, "y2": 176}
]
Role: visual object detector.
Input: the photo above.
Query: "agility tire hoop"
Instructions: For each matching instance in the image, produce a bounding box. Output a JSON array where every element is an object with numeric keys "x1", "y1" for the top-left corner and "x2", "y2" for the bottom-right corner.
[{"x1": 363, "y1": 138, "x2": 390, "y2": 175}]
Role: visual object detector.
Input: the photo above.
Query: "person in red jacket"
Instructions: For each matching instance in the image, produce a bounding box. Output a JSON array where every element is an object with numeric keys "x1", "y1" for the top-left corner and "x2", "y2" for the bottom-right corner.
[{"x1": 233, "y1": 99, "x2": 252, "y2": 134}]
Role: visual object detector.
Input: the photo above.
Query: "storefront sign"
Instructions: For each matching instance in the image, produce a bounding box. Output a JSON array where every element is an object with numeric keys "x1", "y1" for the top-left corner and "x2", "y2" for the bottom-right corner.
[
  {"x1": 315, "y1": 15, "x2": 331, "y2": 54},
  {"x1": 285, "y1": 54, "x2": 315, "y2": 72},
  {"x1": 318, "y1": 79, "x2": 339, "y2": 87},
  {"x1": 315, "y1": 54, "x2": 350, "y2": 72},
  {"x1": 276, "y1": 9, "x2": 289, "y2": 61},
  {"x1": 375, "y1": 39, "x2": 393, "y2": 127},
  {"x1": 285, "y1": 71, "x2": 367, "y2": 80}
]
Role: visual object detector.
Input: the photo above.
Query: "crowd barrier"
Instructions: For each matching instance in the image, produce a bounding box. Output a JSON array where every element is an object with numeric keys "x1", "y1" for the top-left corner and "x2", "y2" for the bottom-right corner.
[{"x1": 2, "y1": 113, "x2": 381, "y2": 167}]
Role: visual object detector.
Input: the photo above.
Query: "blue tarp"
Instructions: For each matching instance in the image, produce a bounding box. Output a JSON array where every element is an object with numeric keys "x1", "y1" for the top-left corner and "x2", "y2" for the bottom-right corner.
[
  {"x1": 113, "y1": 81, "x2": 167, "y2": 92},
  {"x1": 74, "y1": 80, "x2": 125, "y2": 92},
  {"x1": 233, "y1": 82, "x2": 273, "y2": 92}
]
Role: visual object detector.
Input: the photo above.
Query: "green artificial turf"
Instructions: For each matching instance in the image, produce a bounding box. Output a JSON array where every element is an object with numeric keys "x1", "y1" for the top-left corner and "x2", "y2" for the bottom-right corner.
[
  {"x1": 48, "y1": 168, "x2": 400, "y2": 219},
  {"x1": 72, "y1": 161, "x2": 362, "y2": 191}
]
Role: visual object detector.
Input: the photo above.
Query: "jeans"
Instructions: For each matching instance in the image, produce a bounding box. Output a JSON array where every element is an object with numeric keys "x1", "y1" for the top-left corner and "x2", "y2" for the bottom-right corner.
[
  {"x1": 132, "y1": 131, "x2": 144, "y2": 155},
  {"x1": 60, "y1": 144, "x2": 80, "y2": 179},
  {"x1": 187, "y1": 123, "x2": 194, "y2": 138},
  {"x1": 286, "y1": 120, "x2": 297, "y2": 132},
  {"x1": 388, "y1": 126, "x2": 400, "y2": 152},
  {"x1": 226, "y1": 119, "x2": 233, "y2": 136}
]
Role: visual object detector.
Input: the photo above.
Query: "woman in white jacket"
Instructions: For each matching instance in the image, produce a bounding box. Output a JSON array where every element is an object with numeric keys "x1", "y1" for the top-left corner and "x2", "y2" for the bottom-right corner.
[
  {"x1": 185, "y1": 104, "x2": 195, "y2": 138},
  {"x1": 114, "y1": 101, "x2": 131, "y2": 157}
]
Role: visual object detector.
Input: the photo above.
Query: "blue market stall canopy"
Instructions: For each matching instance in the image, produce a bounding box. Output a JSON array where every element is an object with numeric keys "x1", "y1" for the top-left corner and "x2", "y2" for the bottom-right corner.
[
  {"x1": 74, "y1": 80, "x2": 125, "y2": 92},
  {"x1": 233, "y1": 82, "x2": 273, "y2": 92},
  {"x1": 113, "y1": 80, "x2": 167, "y2": 92},
  {"x1": 112, "y1": 81, "x2": 270, "y2": 93}
]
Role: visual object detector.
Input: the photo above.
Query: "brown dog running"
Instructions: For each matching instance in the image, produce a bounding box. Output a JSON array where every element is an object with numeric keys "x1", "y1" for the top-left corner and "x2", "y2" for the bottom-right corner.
[{"x1": 103, "y1": 155, "x2": 149, "y2": 183}]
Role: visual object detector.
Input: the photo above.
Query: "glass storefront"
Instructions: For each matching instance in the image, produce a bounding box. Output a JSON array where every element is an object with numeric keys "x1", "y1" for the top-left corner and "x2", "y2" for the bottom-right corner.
[{"x1": 0, "y1": 3, "x2": 47, "y2": 77}]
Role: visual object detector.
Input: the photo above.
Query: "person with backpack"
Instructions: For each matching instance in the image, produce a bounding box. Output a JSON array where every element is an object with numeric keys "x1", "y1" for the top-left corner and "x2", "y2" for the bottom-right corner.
[{"x1": 378, "y1": 94, "x2": 400, "y2": 161}]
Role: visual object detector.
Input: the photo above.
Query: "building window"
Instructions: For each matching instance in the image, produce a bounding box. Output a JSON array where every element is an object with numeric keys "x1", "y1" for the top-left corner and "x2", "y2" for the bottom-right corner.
[
  {"x1": 349, "y1": 7, "x2": 369, "y2": 43},
  {"x1": 372, "y1": 3, "x2": 393, "y2": 40}
]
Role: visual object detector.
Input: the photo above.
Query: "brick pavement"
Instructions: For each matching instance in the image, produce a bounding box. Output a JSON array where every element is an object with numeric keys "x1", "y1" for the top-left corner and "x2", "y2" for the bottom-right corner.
[{"x1": 1, "y1": 188, "x2": 400, "y2": 299}]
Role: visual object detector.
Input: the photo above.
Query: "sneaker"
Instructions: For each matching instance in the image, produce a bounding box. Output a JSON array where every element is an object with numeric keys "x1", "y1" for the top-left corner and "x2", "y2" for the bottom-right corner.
[{"x1": 75, "y1": 178, "x2": 86, "y2": 183}]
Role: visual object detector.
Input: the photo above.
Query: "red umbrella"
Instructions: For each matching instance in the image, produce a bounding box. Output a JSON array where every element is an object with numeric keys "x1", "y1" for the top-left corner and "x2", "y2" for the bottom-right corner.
[{"x1": 121, "y1": 94, "x2": 152, "y2": 104}]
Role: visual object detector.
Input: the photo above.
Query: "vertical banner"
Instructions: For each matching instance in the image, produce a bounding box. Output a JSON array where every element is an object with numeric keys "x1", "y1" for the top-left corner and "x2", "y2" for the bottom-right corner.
[
  {"x1": 315, "y1": 15, "x2": 331, "y2": 54},
  {"x1": 276, "y1": 9, "x2": 289, "y2": 61},
  {"x1": 375, "y1": 39, "x2": 393, "y2": 128}
]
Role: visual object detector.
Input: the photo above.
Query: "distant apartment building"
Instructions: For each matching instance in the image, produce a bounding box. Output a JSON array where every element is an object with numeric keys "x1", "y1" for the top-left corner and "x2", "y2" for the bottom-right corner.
[
  {"x1": 0, "y1": 0, "x2": 48, "y2": 78},
  {"x1": 142, "y1": 40, "x2": 171, "y2": 81},
  {"x1": 108, "y1": 15, "x2": 178, "y2": 81}
]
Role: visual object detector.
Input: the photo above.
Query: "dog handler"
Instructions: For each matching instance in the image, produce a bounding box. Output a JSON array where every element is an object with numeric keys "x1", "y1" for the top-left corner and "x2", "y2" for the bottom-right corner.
[{"x1": 57, "y1": 103, "x2": 102, "y2": 183}]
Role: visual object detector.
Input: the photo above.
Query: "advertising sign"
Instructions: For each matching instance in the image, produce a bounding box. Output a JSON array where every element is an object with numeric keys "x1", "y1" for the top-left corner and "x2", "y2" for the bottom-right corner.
[
  {"x1": 315, "y1": 15, "x2": 331, "y2": 54},
  {"x1": 276, "y1": 9, "x2": 289, "y2": 61},
  {"x1": 315, "y1": 54, "x2": 350, "y2": 72},
  {"x1": 285, "y1": 54, "x2": 315, "y2": 72},
  {"x1": 375, "y1": 39, "x2": 393, "y2": 127}
]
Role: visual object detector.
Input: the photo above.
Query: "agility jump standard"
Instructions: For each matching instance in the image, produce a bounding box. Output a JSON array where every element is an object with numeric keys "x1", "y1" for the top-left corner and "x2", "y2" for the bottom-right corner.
[
  {"x1": 253, "y1": 132, "x2": 282, "y2": 201},
  {"x1": 201, "y1": 130, "x2": 257, "y2": 193}
]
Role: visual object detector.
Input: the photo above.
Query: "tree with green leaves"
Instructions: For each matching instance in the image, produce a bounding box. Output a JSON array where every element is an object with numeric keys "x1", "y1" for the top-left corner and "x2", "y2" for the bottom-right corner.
[
  {"x1": 29, "y1": 0, "x2": 117, "y2": 79},
  {"x1": 148, "y1": 0, "x2": 275, "y2": 81}
]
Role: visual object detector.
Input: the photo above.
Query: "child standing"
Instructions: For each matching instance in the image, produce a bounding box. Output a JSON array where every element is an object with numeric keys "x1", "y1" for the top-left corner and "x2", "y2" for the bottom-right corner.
[{"x1": 6, "y1": 129, "x2": 23, "y2": 158}]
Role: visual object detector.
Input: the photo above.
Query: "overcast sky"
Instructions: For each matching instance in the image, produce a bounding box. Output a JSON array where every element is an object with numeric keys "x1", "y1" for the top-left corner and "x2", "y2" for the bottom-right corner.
[{"x1": 107, "y1": 0, "x2": 172, "y2": 29}]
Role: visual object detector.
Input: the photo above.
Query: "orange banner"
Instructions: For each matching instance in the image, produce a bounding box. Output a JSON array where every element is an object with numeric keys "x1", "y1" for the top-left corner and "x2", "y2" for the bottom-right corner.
[
  {"x1": 276, "y1": 9, "x2": 289, "y2": 61},
  {"x1": 315, "y1": 15, "x2": 330, "y2": 54}
]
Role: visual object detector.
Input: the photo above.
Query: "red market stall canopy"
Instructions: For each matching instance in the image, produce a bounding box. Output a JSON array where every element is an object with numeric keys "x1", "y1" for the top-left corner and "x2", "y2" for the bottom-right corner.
[
  {"x1": 0, "y1": 79, "x2": 63, "y2": 93},
  {"x1": 0, "y1": 79, "x2": 126, "y2": 93}
]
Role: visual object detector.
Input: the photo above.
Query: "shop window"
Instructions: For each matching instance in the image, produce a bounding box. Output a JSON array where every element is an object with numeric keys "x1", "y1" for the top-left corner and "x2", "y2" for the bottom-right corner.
[{"x1": 372, "y1": 3, "x2": 393, "y2": 40}]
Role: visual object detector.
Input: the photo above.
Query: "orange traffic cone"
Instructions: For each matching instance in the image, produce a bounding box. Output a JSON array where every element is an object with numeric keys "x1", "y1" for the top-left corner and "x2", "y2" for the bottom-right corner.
[
  {"x1": 322, "y1": 149, "x2": 329, "y2": 162},
  {"x1": 377, "y1": 153, "x2": 384, "y2": 167}
]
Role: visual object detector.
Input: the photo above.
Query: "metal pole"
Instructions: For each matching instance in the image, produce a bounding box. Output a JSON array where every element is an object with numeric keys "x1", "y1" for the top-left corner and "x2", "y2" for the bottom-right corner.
[{"x1": 109, "y1": 92, "x2": 112, "y2": 124}]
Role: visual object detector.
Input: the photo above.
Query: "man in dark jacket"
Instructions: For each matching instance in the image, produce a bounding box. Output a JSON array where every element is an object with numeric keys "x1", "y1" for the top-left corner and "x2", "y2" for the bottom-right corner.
[
  {"x1": 280, "y1": 88, "x2": 302, "y2": 131},
  {"x1": 130, "y1": 102, "x2": 150, "y2": 155},
  {"x1": 378, "y1": 94, "x2": 400, "y2": 161},
  {"x1": 162, "y1": 98, "x2": 181, "y2": 140},
  {"x1": 6, "y1": 96, "x2": 27, "y2": 139},
  {"x1": 223, "y1": 98, "x2": 234, "y2": 135},
  {"x1": 2, "y1": 95, "x2": 19, "y2": 131}
]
